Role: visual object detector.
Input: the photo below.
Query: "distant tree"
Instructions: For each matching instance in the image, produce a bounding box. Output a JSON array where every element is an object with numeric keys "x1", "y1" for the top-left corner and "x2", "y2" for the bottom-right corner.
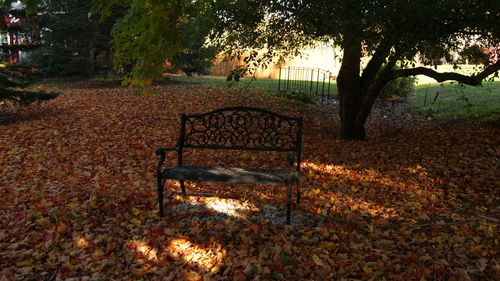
[
  {"x1": 168, "y1": 20, "x2": 217, "y2": 77},
  {"x1": 25, "y1": 0, "x2": 118, "y2": 77},
  {"x1": 94, "y1": 0, "x2": 216, "y2": 85}
]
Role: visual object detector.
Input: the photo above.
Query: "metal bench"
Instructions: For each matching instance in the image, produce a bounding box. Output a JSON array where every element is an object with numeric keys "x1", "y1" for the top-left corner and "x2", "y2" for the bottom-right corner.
[{"x1": 155, "y1": 106, "x2": 302, "y2": 224}]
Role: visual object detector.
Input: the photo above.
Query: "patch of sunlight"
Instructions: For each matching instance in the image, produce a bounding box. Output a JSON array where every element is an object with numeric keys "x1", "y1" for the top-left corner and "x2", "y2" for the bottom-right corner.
[
  {"x1": 330, "y1": 192, "x2": 400, "y2": 218},
  {"x1": 304, "y1": 161, "x2": 417, "y2": 191},
  {"x1": 306, "y1": 161, "x2": 444, "y2": 218},
  {"x1": 127, "y1": 240, "x2": 158, "y2": 261},
  {"x1": 303, "y1": 161, "x2": 330, "y2": 172},
  {"x1": 166, "y1": 238, "x2": 225, "y2": 270},
  {"x1": 303, "y1": 161, "x2": 403, "y2": 218},
  {"x1": 406, "y1": 165, "x2": 428, "y2": 178},
  {"x1": 174, "y1": 197, "x2": 259, "y2": 219},
  {"x1": 204, "y1": 198, "x2": 257, "y2": 218},
  {"x1": 302, "y1": 161, "x2": 349, "y2": 175},
  {"x1": 75, "y1": 236, "x2": 90, "y2": 248}
]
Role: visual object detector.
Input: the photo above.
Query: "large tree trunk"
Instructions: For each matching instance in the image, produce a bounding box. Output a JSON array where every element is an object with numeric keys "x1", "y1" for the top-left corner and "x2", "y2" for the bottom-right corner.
[
  {"x1": 340, "y1": 109, "x2": 366, "y2": 140},
  {"x1": 336, "y1": 10, "x2": 368, "y2": 140},
  {"x1": 337, "y1": 69, "x2": 387, "y2": 140},
  {"x1": 338, "y1": 88, "x2": 374, "y2": 140},
  {"x1": 336, "y1": 7, "x2": 393, "y2": 140}
]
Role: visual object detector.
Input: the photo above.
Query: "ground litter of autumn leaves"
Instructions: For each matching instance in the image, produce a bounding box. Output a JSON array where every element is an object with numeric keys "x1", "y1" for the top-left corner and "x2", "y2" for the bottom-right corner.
[{"x1": 1, "y1": 80, "x2": 499, "y2": 281}]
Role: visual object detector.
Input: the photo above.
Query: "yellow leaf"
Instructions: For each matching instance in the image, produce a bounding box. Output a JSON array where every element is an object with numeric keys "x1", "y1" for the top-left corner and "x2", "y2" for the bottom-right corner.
[
  {"x1": 94, "y1": 250, "x2": 105, "y2": 257},
  {"x1": 132, "y1": 208, "x2": 141, "y2": 216},
  {"x1": 64, "y1": 262, "x2": 75, "y2": 271},
  {"x1": 204, "y1": 268, "x2": 220, "y2": 281},
  {"x1": 36, "y1": 217, "x2": 52, "y2": 228},
  {"x1": 132, "y1": 267, "x2": 147, "y2": 277},
  {"x1": 19, "y1": 260, "x2": 32, "y2": 267},
  {"x1": 68, "y1": 202, "x2": 78, "y2": 210},
  {"x1": 419, "y1": 255, "x2": 432, "y2": 262},
  {"x1": 312, "y1": 254, "x2": 328, "y2": 268},
  {"x1": 143, "y1": 88, "x2": 155, "y2": 96},
  {"x1": 471, "y1": 245, "x2": 483, "y2": 251},
  {"x1": 143, "y1": 79, "x2": 153, "y2": 86}
]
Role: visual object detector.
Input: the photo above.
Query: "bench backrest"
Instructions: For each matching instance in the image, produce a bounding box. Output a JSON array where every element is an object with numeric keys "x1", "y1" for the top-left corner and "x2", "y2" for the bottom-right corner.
[{"x1": 178, "y1": 106, "x2": 302, "y2": 152}]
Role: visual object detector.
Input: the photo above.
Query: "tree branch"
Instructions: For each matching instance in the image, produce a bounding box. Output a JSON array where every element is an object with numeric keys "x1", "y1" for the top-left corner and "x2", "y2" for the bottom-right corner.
[
  {"x1": 361, "y1": 40, "x2": 392, "y2": 93},
  {"x1": 395, "y1": 61, "x2": 500, "y2": 86},
  {"x1": 355, "y1": 59, "x2": 397, "y2": 126}
]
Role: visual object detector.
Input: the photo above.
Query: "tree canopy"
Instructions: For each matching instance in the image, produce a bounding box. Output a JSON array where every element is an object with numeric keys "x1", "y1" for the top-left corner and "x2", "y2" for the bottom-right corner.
[
  {"x1": 94, "y1": 0, "x2": 216, "y2": 85},
  {"x1": 26, "y1": 0, "x2": 117, "y2": 76},
  {"x1": 212, "y1": 0, "x2": 499, "y2": 139}
]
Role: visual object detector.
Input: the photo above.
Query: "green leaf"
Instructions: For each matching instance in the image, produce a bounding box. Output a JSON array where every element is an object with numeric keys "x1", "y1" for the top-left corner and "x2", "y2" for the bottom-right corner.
[
  {"x1": 251, "y1": 265, "x2": 259, "y2": 275},
  {"x1": 279, "y1": 253, "x2": 289, "y2": 266},
  {"x1": 469, "y1": 221, "x2": 480, "y2": 227},
  {"x1": 271, "y1": 271, "x2": 283, "y2": 280}
]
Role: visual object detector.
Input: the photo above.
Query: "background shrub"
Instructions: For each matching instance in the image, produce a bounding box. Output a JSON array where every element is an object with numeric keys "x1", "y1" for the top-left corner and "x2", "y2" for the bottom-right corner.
[
  {"x1": 276, "y1": 90, "x2": 317, "y2": 104},
  {"x1": 25, "y1": 49, "x2": 101, "y2": 77},
  {"x1": 380, "y1": 76, "x2": 417, "y2": 99}
]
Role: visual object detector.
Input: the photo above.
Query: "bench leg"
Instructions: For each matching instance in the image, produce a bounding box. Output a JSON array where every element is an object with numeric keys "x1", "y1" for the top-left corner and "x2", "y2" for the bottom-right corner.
[
  {"x1": 296, "y1": 178, "x2": 301, "y2": 204},
  {"x1": 158, "y1": 178, "x2": 165, "y2": 217},
  {"x1": 180, "y1": 180, "x2": 186, "y2": 196},
  {"x1": 286, "y1": 183, "x2": 292, "y2": 224}
]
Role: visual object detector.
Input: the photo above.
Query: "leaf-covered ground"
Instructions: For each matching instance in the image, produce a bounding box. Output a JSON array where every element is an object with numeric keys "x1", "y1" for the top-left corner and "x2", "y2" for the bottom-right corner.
[{"x1": 1, "y1": 80, "x2": 498, "y2": 281}]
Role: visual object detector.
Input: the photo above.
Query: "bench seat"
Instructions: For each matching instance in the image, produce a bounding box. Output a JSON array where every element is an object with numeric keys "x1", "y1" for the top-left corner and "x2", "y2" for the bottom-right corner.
[{"x1": 162, "y1": 166, "x2": 297, "y2": 185}]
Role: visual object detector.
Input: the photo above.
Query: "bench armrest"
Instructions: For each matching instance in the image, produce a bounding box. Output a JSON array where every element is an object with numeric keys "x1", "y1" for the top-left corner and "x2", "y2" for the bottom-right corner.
[
  {"x1": 155, "y1": 147, "x2": 180, "y2": 177},
  {"x1": 155, "y1": 147, "x2": 178, "y2": 155}
]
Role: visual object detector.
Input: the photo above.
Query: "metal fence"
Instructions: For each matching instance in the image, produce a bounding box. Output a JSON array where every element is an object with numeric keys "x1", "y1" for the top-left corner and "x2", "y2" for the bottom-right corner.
[{"x1": 277, "y1": 66, "x2": 334, "y2": 103}]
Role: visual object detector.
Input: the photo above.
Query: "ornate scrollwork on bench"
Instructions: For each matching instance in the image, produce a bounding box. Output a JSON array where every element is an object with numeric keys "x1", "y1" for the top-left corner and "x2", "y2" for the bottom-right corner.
[{"x1": 181, "y1": 107, "x2": 302, "y2": 151}]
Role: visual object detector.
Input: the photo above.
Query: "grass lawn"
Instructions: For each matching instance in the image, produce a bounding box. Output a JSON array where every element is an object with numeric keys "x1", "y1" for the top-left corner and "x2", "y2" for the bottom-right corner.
[
  {"x1": 408, "y1": 81, "x2": 500, "y2": 119},
  {"x1": 176, "y1": 75, "x2": 500, "y2": 120},
  {"x1": 175, "y1": 76, "x2": 280, "y2": 92},
  {"x1": 175, "y1": 75, "x2": 339, "y2": 98}
]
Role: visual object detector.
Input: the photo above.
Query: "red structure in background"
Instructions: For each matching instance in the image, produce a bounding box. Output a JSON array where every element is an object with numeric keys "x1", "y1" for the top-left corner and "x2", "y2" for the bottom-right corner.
[{"x1": 0, "y1": 16, "x2": 22, "y2": 64}]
